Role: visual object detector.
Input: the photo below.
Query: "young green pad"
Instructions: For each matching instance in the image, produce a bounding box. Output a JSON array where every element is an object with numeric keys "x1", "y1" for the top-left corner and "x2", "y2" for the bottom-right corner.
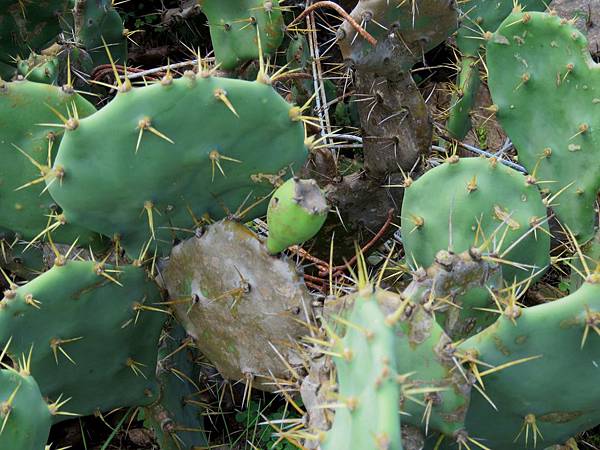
[
  {"x1": 451, "y1": 279, "x2": 600, "y2": 449},
  {"x1": 199, "y1": 0, "x2": 284, "y2": 70},
  {"x1": 0, "y1": 261, "x2": 167, "y2": 421},
  {"x1": 321, "y1": 288, "x2": 403, "y2": 450},
  {"x1": 487, "y1": 10, "x2": 600, "y2": 242},
  {"x1": 0, "y1": 368, "x2": 53, "y2": 450},
  {"x1": 401, "y1": 157, "x2": 550, "y2": 337},
  {"x1": 48, "y1": 74, "x2": 307, "y2": 257},
  {"x1": 0, "y1": 80, "x2": 101, "y2": 247},
  {"x1": 17, "y1": 53, "x2": 59, "y2": 84},
  {"x1": 266, "y1": 177, "x2": 328, "y2": 254}
]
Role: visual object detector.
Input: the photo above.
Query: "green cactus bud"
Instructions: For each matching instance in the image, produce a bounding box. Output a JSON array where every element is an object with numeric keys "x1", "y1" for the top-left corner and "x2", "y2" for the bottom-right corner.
[{"x1": 266, "y1": 177, "x2": 328, "y2": 254}]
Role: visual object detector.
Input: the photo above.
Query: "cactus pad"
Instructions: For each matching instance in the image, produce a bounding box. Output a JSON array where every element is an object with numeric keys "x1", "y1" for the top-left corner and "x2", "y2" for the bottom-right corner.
[
  {"x1": 0, "y1": 368, "x2": 53, "y2": 450},
  {"x1": 401, "y1": 157, "x2": 550, "y2": 336},
  {"x1": 73, "y1": 0, "x2": 127, "y2": 67},
  {"x1": 0, "y1": 80, "x2": 101, "y2": 247},
  {"x1": 48, "y1": 74, "x2": 307, "y2": 257},
  {"x1": 454, "y1": 279, "x2": 600, "y2": 449},
  {"x1": 321, "y1": 288, "x2": 403, "y2": 450},
  {"x1": 448, "y1": 1, "x2": 548, "y2": 140},
  {"x1": 161, "y1": 220, "x2": 312, "y2": 392},
  {"x1": 199, "y1": 0, "x2": 284, "y2": 70},
  {"x1": 144, "y1": 323, "x2": 207, "y2": 449},
  {"x1": 0, "y1": 260, "x2": 166, "y2": 420},
  {"x1": 337, "y1": 0, "x2": 457, "y2": 74},
  {"x1": 487, "y1": 10, "x2": 600, "y2": 241}
]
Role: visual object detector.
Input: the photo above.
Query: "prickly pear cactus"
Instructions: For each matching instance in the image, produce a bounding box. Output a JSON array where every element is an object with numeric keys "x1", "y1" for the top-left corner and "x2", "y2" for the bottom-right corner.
[
  {"x1": 487, "y1": 9, "x2": 600, "y2": 242},
  {"x1": 266, "y1": 177, "x2": 328, "y2": 254},
  {"x1": 0, "y1": 0, "x2": 69, "y2": 68},
  {"x1": 72, "y1": 0, "x2": 127, "y2": 66},
  {"x1": 199, "y1": 0, "x2": 284, "y2": 70},
  {"x1": 0, "y1": 367, "x2": 53, "y2": 450},
  {"x1": 337, "y1": 0, "x2": 457, "y2": 75},
  {"x1": 0, "y1": 260, "x2": 167, "y2": 420},
  {"x1": 303, "y1": 250, "x2": 503, "y2": 448},
  {"x1": 447, "y1": 0, "x2": 547, "y2": 139},
  {"x1": 435, "y1": 276, "x2": 600, "y2": 449},
  {"x1": 47, "y1": 72, "x2": 308, "y2": 257},
  {"x1": 401, "y1": 156, "x2": 550, "y2": 337},
  {"x1": 161, "y1": 220, "x2": 312, "y2": 392},
  {"x1": 320, "y1": 288, "x2": 403, "y2": 450},
  {"x1": 16, "y1": 53, "x2": 59, "y2": 84},
  {"x1": 446, "y1": 56, "x2": 480, "y2": 140},
  {"x1": 0, "y1": 80, "x2": 101, "y2": 247},
  {"x1": 144, "y1": 323, "x2": 207, "y2": 449}
]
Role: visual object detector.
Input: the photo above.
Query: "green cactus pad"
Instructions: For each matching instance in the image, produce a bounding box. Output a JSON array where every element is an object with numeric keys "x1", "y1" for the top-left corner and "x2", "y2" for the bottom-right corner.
[
  {"x1": 456, "y1": 1, "x2": 548, "y2": 56},
  {"x1": 48, "y1": 74, "x2": 307, "y2": 257},
  {"x1": 0, "y1": 368, "x2": 52, "y2": 450},
  {"x1": 447, "y1": 56, "x2": 480, "y2": 140},
  {"x1": 448, "y1": 1, "x2": 547, "y2": 140},
  {"x1": 199, "y1": 0, "x2": 284, "y2": 70},
  {"x1": 0, "y1": 80, "x2": 102, "y2": 247},
  {"x1": 453, "y1": 280, "x2": 600, "y2": 449},
  {"x1": 401, "y1": 157, "x2": 550, "y2": 337},
  {"x1": 373, "y1": 289, "x2": 470, "y2": 437},
  {"x1": 321, "y1": 288, "x2": 403, "y2": 450},
  {"x1": 144, "y1": 323, "x2": 207, "y2": 449},
  {"x1": 487, "y1": 10, "x2": 600, "y2": 241},
  {"x1": 266, "y1": 177, "x2": 328, "y2": 254},
  {"x1": 73, "y1": 0, "x2": 127, "y2": 67},
  {"x1": 0, "y1": 261, "x2": 166, "y2": 421}
]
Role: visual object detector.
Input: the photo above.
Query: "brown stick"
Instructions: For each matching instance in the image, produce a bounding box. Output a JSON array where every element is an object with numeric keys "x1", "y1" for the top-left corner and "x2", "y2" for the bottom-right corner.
[
  {"x1": 287, "y1": 1, "x2": 378, "y2": 47},
  {"x1": 304, "y1": 274, "x2": 327, "y2": 285},
  {"x1": 289, "y1": 245, "x2": 330, "y2": 272}
]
